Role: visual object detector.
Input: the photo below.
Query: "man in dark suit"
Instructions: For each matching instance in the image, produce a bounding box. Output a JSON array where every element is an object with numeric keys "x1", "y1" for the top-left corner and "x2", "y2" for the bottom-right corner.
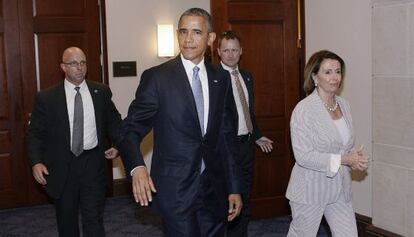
[
  {"x1": 27, "y1": 47, "x2": 121, "y2": 237},
  {"x1": 217, "y1": 31, "x2": 274, "y2": 237},
  {"x1": 118, "y1": 8, "x2": 242, "y2": 237}
]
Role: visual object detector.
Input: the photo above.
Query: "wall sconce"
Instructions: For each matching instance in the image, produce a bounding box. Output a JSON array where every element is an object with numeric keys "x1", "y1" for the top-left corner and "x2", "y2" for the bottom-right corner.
[{"x1": 157, "y1": 24, "x2": 175, "y2": 57}]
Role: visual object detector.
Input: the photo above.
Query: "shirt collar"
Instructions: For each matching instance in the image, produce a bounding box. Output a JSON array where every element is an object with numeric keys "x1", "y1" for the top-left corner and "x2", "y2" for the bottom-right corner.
[
  {"x1": 180, "y1": 54, "x2": 206, "y2": 76},
  {"x1": 64, "y1": 79, "x2": 87, "y2": 91},
  {"x1": 220, "y1": 61, "x2": 239, "y2": 73}
]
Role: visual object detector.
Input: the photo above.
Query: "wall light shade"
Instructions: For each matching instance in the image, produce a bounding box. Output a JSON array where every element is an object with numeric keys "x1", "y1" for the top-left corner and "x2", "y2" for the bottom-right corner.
[{"x1": 157, "y1": 24, "x2": 175, "y2": 57}]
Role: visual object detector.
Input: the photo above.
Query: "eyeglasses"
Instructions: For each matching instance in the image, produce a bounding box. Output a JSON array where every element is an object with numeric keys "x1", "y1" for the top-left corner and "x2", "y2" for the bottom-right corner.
[{"x1": 62, "y1": 61, "x2": 87, "y2": 67}]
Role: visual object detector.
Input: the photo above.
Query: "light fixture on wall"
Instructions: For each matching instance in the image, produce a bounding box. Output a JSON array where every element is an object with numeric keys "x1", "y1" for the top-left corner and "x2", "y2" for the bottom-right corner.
[{"x1": 157, "y1": 24, "x2": 175, "y2": 57}]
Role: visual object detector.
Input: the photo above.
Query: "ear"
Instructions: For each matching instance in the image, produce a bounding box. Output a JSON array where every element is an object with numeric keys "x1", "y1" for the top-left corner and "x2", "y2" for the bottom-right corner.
[
  {"x1": 240, "y1": 47, "x2": 243, "y2": 56},
  {"x1": 217, "y1": 47, "x2": 222, "y2": 57},
  {"x1": 312, "y1": 73, "x2": 318, "y2": 84},
  {"x1": 207, "y1": 32, "x2": 216, "y2": 46},
  {"x1": 60, "y1": 63, "x2": 66, "y2": 72}
]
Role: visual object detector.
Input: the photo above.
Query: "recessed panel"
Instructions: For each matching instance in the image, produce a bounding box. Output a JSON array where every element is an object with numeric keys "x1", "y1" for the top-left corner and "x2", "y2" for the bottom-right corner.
[
  {"x1": 0, "y1": 34, "x2": 9, "y2": 118},
  {"x1": 36, "y1": 33, "x2": 86, "y2": 89},
  {"x1": 0, "y1": 1, "x2": 3, "y2": 18},
  {"x1": 35, "y1": 0, "x2": 86, "y2": 17},
  {"x1": 228, "y1": 1, "x2": 284, "y2": 22},
  {"x1": 0, "y1": 130, "x2": 11, "y2": 153},
  {"x1": 0, "y1": 153, "x2": 12, "y2": 190},
  {"x1": 231, "y1": 22, "x2": 285, "y2": 117}
]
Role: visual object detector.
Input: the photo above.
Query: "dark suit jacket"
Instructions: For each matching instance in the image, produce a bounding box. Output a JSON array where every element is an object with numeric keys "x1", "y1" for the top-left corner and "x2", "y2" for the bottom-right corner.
[
  {"x1": 27, "y1": 80, "x2": 121, "y2": 199},
  {"x1": 217, "y1": 65, "x2": 262, "y2": 141},
  {"x1": 119, "y1": 56, "x2": 241, "y2": 220}
]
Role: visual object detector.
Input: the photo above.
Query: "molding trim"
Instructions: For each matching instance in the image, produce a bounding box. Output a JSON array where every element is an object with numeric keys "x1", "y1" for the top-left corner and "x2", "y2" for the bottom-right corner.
[{"x1": 356, "y1": 213, "x2": 403, "y2": 237}]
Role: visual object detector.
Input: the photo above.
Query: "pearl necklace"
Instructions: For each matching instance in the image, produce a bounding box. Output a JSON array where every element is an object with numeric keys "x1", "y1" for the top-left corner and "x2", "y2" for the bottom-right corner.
[{"x1": 321, "y1": 99, "x2": 338, "y2": 112}]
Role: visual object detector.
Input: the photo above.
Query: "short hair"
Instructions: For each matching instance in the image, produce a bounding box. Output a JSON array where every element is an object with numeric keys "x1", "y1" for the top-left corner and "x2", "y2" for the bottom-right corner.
[
  {"x1": 218, "y1": 30, "x2": 241, "y2": 48},
  {"x1": 303, "y1": 50, "x2": 346, "y2": 95},
  {"x1": 179, "y1": 8, "x2": 213, "y2": 32}
]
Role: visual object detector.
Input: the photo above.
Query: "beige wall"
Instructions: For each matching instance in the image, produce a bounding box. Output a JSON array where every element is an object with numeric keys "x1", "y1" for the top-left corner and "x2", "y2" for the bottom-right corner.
[
  {"x1": 372, "y1": 1, "x2": 414, "y2": 235},
  {"x1": 105, "y1": 0, "x2": 210, "y2": 179},
  {"x1": 305, "y1": 0, "x2": 372, "y2": 216}
]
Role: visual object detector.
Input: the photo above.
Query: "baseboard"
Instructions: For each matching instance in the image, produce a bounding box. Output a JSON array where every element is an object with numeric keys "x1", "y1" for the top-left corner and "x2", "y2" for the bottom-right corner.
[
  {"x1": 111, "y1": 180, "x2": 403, "y2": 237},
  {"x1": 356, "y1": 213, "x2": 403, "y2": 237},
  {"x1": 113, "y1": 178, "x2": 131, "y2": 196}
]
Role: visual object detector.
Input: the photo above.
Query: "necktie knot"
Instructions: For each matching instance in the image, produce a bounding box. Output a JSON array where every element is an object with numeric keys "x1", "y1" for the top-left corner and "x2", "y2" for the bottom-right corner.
[
  {"x1": 231, "y1": 70, "x2": 239, "y2": 77},
  {"x1": 193, "y1": 66, "x2": 200, "y2": 78},
  {"x1": 75, "y1": 86, "x2": 80, "y2": 92}
]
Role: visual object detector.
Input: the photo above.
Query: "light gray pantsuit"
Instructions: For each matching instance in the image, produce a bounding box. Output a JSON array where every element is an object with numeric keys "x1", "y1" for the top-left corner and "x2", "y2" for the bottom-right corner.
[
  {"x1": 286, "y1": 90, "x2": 358, "y2": 237},
  {"x1": 288, "y1": 195, "x2": 357, "y2": 237}
]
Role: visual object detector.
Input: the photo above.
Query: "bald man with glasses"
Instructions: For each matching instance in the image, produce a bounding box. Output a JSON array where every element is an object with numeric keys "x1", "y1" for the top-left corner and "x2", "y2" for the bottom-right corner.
[{"x1": 27, "y1": 47, "x2": 122, "y2": 237}]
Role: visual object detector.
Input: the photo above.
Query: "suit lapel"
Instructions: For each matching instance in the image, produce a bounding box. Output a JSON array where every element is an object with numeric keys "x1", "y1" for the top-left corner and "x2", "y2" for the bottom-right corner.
[
  {"x1": 86, "y1": 81, "x2": 101, "y2": 144},
  {"x1": 311, "y1": 91, "x2": 344, "y2": 149},
  {"x1": 218, "y1": 64, "x2": 238, "y2": 130},
  {"x1": 239, "y1": 69, "x2": 255, "y2": 113},
  {"x1": 338, "y1": 98, "x2": 355, "y2": 150},
  {"x1": 206, "y1": 62, "x2": 219, "y2": 134},
  {"x1": 56, "y1": 83, "x2": 71, "y2": 147}
]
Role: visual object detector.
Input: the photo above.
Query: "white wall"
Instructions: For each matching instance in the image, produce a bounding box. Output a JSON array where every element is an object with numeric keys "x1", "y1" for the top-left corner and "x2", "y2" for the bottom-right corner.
[
  {"x1": 105, "y1": 0, "x2": 210, "y2": 179},
  {"x1": 305, "y1": 0, "x2": 372, "y2": 216},
  {"x1": 372, "y1": 1, "x2": 414, "y2": 235}
]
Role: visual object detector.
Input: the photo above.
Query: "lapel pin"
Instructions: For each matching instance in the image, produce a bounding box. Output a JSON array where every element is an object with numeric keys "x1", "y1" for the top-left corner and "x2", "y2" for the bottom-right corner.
[
  {"x1": 94, "y1": 89, "x2": 98, "y2": 94},
  {"x1": 213, "y1": 80, "x2": 218, "y2": 83}
]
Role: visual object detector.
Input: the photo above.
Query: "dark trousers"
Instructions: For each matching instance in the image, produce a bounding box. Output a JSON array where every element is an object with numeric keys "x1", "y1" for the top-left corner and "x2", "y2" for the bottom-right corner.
[
  {"x1": 162, "y1": 172, "x2": 226, "y2": 237},
  {"x1": 54, "y1": 148, "x2": 106, "y2": 237},
  {"x1": 227, "y1": 139, "x2": 255, "y2": 237}
]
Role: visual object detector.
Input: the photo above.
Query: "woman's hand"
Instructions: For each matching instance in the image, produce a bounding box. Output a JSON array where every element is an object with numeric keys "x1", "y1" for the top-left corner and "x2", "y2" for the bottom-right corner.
[{"x1": 342, "y1": 146, "x2": 369, "y2": 171}]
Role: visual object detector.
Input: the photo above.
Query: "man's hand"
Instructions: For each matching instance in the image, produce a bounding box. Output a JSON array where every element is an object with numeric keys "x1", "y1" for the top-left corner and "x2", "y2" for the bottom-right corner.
[
  {"x1": 228, "y1": 194, "x2": 243, "y2": 221},
  {"x1": 104, "y1": 147, "x2": 119, "y2": 159},
  {"x1": 132, "y1": 167, "x2": 157, "y2": 206},
  {"x1": 255, "y1": 136, "x2": 274, "y2": 153},
  {"x1": 32, "y1": 163, "x2": 49, "y2": 185}
]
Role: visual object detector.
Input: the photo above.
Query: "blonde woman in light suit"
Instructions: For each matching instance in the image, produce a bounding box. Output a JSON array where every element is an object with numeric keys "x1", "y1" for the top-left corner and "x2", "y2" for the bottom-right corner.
[{"x1": 286, "y1": 50, "x2": 369, "y2": 237}]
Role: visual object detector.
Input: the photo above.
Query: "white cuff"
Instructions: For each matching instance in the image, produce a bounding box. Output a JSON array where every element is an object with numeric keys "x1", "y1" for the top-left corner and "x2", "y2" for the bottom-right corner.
[
  {"x1": 130, "y1": 166, "x2": 146, "y2": 177},
  {"x1": 327, "y1": 154, "x2": 341, "y2": 178}
]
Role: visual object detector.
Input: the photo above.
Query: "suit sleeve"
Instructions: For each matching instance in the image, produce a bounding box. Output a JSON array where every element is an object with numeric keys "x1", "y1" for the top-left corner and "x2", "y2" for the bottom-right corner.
[
  {"x1": 26, "y1": 93, "x2": 47, "y2": 166},
  {"x1": 290, "y1": 104, "x2": 331, "y2": 173},
  {"x1": 102, "y1": 86, "x2": 122, "y2": 145},
  {"x1": 118, "y1": 69, "x2": 158, "y2": 178}
]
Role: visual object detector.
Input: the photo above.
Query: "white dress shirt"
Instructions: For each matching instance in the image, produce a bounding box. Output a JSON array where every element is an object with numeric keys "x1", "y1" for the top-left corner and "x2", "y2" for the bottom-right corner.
[
  {"x1": 181, "y1": 54, "x2": 209, "y2": 134},
  {"x1": 64, "y1": 79, "x2": 98, "y2": 150},
  {"x1": 220, "y1": 62, "x2": 250, "y2": 135}
]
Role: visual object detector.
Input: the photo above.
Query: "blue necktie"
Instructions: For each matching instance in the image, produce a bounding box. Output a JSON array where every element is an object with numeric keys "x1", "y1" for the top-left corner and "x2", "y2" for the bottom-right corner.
[{"x1": 192, "y1": 66, "x2": 205, "y2": 172}]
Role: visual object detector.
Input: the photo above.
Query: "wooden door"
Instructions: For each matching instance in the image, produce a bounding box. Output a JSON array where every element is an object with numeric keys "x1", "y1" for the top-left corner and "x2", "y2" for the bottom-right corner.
[
  {"x1": 211, "y1": 0, "x2": 303, "y2": 218},
  {"x1": 0, "y1": 0, "x2": 29, "y2": 209},
  {"x1": 0, "y1": 0, "x2": 106, "y2": 208}
]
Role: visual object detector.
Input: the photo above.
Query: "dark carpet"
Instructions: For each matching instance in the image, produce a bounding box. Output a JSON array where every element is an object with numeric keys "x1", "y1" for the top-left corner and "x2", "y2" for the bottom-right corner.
[{"x1": 0, "y1": 196, "x2": 331, "y2": 236}]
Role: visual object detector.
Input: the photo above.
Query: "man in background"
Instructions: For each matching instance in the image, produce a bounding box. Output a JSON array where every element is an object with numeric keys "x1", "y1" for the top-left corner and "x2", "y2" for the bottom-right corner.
[
  {"x1": 27, "y1": 47, "x2": 121, "y2": 237},
  {"x1": 118, "y1": 8, "x2": 242, "y2": 237},
  {"x1": 217, "y1": 30, "x2": 274, "y2": 237}
]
